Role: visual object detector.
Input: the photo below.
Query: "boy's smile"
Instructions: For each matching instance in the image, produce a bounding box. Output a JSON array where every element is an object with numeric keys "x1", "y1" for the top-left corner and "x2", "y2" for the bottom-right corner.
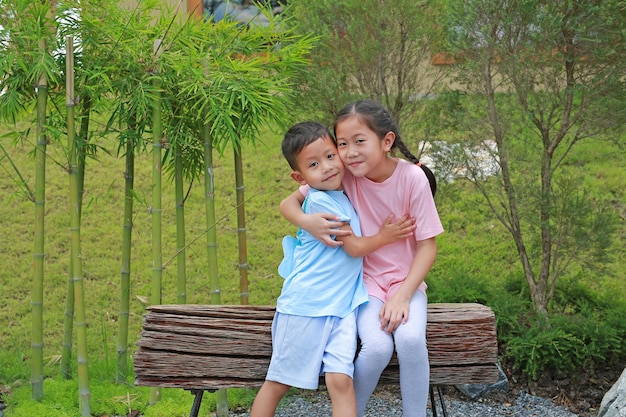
[{"x1": 290, "y1": 135, "x2": 344, "y2": 191}]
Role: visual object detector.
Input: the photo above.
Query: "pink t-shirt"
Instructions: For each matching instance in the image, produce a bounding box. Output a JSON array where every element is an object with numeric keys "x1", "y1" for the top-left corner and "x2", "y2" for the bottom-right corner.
[{"x1": 300, "y1": 158, "x2": 444, "y2": 302}]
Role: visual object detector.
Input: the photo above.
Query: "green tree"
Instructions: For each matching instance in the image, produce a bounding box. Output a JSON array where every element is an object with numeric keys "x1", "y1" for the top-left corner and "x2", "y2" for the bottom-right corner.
[
  {"x1": 287, "y1": 0, "x2": 445, "y2": 127},
  {"x1": 440, "y1": 0, "x2": 626, "y2": 313}
]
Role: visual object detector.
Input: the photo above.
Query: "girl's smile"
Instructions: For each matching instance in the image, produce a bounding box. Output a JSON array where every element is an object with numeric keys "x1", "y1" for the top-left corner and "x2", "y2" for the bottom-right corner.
[{"x1": 335, "y1": 115, "x2": 397, "y2": 183}]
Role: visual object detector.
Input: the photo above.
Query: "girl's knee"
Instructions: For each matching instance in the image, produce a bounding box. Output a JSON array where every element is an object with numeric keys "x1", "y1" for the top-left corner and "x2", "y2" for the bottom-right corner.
[
  {"x1": 358, "y1": 340, "x2": 394, "y2": 363},
  {"x1": 395, "y1": 335, "x2": 427, "y2": 359}
]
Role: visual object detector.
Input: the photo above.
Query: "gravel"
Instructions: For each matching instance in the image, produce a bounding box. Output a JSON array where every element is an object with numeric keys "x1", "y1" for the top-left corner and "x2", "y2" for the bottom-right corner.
[{"x1": 231, "y1": 386, "x2": 580, "y2": 417}]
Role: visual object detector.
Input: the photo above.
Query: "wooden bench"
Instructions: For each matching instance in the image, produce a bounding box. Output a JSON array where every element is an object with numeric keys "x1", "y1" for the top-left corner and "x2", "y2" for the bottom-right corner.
[{"x1": 134, "y1": 303, "x2": 498, "y2": 417}]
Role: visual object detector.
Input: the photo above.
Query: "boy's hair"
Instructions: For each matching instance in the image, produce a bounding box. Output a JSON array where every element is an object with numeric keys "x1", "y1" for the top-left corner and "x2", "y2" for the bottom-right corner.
[
  {"x1": 282, "y1": 121, "x2": 332, "y2": 171},
  {"x1": 333, "y1": 99, "x2": 437, "y2": 196}
]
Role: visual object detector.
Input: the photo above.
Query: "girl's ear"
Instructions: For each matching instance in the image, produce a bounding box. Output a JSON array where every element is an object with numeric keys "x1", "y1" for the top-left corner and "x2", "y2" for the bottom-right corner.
[
  {"x1": 382, "y1": 131, "x2": 396, "y2": 152},
  {"x1": 290, "y1": 171, "x2": 308, "y2": 185}
]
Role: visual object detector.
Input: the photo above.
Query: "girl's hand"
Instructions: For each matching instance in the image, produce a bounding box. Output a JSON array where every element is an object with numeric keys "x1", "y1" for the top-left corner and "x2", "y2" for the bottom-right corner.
[
  {"x1": 303, "y1": 212, "x2": 351, "y2": 247},
  {"x1": 378, "y1": 215, "x2": 415, "y2": 245},
  {"x1": 379, "y1": 292, "x2": 410, "y2": 334}
]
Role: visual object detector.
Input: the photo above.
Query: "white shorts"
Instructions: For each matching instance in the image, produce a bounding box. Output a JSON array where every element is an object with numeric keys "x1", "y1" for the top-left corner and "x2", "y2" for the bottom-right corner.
[{"x1": 265, "y1": 311, "x2": 357, "y2": 389}]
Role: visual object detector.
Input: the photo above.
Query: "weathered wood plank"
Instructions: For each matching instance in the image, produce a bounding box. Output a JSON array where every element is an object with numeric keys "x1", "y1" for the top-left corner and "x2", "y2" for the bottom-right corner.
[
  {"x1": 134, "y1": 303, "x2": 499, "y2": 389},
  {"x1": 146, "y1": 304, "x2": 276, "y2": 319},
  {"x1": 134, "y1": 365, "x2": 500, "y2": 390},
  {"x1": 381, "y1": 365, "x2": 500, "y2": 386},
  {"x1": 136, "y1": 330, "x2": 273, "y2": 356},
  {"x1": 133, "y1": 350, "x2": 498, "y2": 381}
]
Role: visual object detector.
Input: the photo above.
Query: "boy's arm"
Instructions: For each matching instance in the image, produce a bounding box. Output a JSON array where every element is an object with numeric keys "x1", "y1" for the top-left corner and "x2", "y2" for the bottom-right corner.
[
  {"x1": 280, "y1": 189, "x2": 351, "y2": 247},
  {"x1": 337, "y1": 215, "x2": 415, "y2": 258}
]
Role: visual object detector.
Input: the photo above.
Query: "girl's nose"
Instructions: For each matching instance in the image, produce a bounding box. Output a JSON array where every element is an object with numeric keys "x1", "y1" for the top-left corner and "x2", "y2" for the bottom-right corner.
[{"x1": 344, "y1": 145, "x2": 357, "y2": 157}]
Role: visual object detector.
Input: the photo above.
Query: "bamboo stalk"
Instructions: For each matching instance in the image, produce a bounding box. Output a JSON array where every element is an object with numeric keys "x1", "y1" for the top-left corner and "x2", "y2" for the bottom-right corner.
[
  {"x1": 60, "y1": 260, "x2": 74, "y2": 381},
  {"x1": 149, "y1": 38, "x2": 164, "y2": 406},
  {"x1": 31, "y1": 37, "x2": 48, "y2": 402},
  {"x1": 202, "y1": 125, "x2": 221, "y2": 305},
  {"x1": 233, "y1": 143, "x2": 249, "y2": 305},
  {"x1": 174, "y1": 145, "x2": 187, "y2": 304},
  {"x1": 202, "y1": 63, "x2": 227, "y2": 414},
  {"x1": 66, "y1": 36, "x2": 91, "y2": 417},
  {"x1": 116, "y1": 135, "x2": 135, "y2": 383},
  {"x1": 61, "y1": 89, "x2": 89, "y2": 380}
]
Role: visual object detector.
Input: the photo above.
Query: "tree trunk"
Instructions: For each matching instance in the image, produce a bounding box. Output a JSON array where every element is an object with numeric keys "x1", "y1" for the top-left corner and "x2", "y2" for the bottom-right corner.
[{"x1": 481, "y1": 57, "x2": 545, "y2": 313}]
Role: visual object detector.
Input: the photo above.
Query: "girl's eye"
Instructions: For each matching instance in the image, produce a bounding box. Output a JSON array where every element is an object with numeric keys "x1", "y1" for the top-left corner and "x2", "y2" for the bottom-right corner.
[{"x1": 337, "y1": 141, "x2": 346, "y2": 147}]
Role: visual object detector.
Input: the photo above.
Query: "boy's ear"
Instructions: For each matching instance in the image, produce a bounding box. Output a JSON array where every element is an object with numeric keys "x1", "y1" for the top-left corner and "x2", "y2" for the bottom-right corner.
[
  {"x1": 383, "y1": 131, "x2": 396, "y2": 152},
  {"x1": 290, "y1": 171, "x2": 308, "y2": 185}
]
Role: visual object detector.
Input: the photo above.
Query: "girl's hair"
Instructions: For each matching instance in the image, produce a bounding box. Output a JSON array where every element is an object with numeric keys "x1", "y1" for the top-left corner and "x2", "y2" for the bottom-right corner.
[{"x1": 333, "y1": 99, "x2": 437, "y2": 196}]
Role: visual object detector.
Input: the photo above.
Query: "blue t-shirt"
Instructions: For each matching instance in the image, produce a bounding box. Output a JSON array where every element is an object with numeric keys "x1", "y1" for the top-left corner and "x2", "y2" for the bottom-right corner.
[{"x1": 276, "y1": 188, "x2": 369, "y2": 318}]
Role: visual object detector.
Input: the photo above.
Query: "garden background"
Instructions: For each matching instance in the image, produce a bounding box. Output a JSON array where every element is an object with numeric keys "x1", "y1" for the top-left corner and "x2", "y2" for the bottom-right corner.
[{"x1": 1, "y1": 0, "x2": 625, "y2": 416}]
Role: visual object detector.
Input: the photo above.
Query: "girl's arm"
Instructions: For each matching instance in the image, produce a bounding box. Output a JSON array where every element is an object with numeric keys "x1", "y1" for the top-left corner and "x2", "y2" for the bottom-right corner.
[
  {"x1": 378, "y1": 237, "x2": 437, "y2": 334},
  {"x1": 337, "y1": 215, "x2": 415, "y2": 258},
  {"x1": 279, "y1": 189, "x2": 351, "y2": 247}
]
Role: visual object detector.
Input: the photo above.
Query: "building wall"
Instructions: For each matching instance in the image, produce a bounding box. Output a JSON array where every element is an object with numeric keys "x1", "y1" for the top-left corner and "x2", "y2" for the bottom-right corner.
[{"x1": 120, "y1": 0, "x2": 203, "y2": 19}]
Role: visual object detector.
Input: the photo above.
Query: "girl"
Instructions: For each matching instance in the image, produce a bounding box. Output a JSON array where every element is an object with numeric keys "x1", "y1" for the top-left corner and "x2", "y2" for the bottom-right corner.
[{"x1": 280, "y1": 100, "x2": 443, "y2": 417}]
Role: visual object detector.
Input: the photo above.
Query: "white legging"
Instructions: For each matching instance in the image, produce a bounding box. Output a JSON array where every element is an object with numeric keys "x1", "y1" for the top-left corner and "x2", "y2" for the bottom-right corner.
[{"x1": 354, "y1": 291, "x2": 429, "y2": 417}]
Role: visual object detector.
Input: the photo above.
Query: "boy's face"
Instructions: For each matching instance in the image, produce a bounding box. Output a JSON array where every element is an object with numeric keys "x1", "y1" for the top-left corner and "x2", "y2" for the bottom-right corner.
[{"x1": 290, "y1": 135, "x2": 344, "y2": 191}]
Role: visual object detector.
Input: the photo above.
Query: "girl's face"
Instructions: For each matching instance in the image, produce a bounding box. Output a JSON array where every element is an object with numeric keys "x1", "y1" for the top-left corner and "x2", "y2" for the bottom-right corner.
[{"x1": 335, "y1": 115, "x2": 395, "y2": 181}]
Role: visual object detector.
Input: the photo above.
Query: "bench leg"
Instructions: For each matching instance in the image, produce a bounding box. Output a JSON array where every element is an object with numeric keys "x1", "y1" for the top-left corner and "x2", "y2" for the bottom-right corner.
[
  {"x1": 189, "y1": 389, "x2": 204, "y2": 417},
  {"x1": 429, "y1": 385, "x2": 448, "y2": 417}
]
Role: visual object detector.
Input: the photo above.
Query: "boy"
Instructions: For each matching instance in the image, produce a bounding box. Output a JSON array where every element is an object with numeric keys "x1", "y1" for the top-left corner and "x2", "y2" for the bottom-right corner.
[{"x1": 250, "y1": 122, "x2": 414, "y2": 417}]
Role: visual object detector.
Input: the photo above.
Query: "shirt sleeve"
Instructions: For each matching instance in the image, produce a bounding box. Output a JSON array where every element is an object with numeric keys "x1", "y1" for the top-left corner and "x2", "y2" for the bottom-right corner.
[
  {"x1": 408, "y1": 165, "x2": 444, "y2": 241},
  {"x1": 298, "y1": 184, "x2": 310, "y2": 197}
]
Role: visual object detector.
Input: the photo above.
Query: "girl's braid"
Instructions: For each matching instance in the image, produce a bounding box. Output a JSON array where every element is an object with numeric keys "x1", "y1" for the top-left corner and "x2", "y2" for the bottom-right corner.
[
  {"x1": 335, "y1": 99, "x2": 438, "y2": 196},
  {"x1": 393, "y1": 136, "x2": 437, "y2": 196}
]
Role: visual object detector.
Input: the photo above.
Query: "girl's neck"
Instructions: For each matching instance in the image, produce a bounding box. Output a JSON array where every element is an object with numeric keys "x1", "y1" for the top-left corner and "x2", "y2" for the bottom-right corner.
[{"x1": 365, "y1": 155, "x2": 398, "y2": 183}]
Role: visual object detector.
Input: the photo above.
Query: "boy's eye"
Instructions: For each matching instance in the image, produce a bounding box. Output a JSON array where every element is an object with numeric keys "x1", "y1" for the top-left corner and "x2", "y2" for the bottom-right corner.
[
  {"x1": 309, "y1": 161, "x2": 319, "y2": 168},
  {"x1": 327, "y1": 153, "x2": 335, "y2": 159}
]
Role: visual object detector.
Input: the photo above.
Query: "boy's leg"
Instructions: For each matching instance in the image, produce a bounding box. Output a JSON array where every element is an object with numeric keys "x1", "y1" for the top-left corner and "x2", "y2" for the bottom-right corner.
[
  {"x1": 325, "y1": 372, "x2": 357, "y2": 417},
  {"x1": 249, "y1": 380, "x2": 291, "y2": 417},
  {"x1": 322, "y1": 312, "x2": 359, "y2": 417}
]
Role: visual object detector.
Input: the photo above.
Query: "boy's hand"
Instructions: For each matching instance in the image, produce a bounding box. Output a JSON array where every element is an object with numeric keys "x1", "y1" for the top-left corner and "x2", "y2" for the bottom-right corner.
[
  {"x1": 378, "y1": 215, "x2": 415, "y2": 245},
  {"x1": 304, "y1": 212, "x2": 351, "y2": 247}
]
